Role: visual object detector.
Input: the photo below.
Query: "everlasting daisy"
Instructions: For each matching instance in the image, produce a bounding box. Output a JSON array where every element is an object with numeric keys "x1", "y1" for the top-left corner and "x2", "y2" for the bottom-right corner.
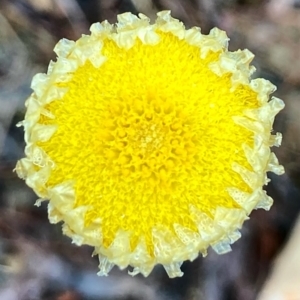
[{"x1": 16, "y1": 11, "x2": 284, "y2": 278}]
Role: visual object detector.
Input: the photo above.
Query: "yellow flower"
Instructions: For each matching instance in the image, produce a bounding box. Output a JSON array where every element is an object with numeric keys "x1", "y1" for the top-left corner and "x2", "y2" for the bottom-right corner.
[{"x1": 16, "y1": 11, "x2": 284, "y2": 278}]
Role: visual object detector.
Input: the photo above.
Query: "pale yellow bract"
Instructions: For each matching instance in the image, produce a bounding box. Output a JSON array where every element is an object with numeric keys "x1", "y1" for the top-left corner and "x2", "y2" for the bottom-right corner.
[{"x1": 16, "y1": 11, "x2": 285, "y2": 278}]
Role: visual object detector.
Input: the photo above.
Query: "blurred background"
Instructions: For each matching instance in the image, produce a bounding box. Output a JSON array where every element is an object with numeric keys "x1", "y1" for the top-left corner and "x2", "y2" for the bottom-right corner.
[{"x1": 0, "y1": 0, "x2": 300, "y2": 299}]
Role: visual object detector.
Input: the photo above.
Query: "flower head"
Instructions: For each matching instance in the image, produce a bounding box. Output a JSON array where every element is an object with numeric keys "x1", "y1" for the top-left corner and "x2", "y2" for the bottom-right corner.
[{"x1": 16, "y1": 11, "x2": 284, "y2": 278}]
